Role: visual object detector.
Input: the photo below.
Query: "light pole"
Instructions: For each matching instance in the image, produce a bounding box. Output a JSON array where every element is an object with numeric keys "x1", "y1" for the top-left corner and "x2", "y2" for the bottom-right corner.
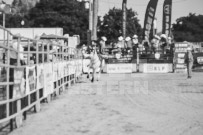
[
  {"x1": 78, "y1": 0, "x2": 98, "y2": 44},
  {"x1": 122, "y1": 0, "x2": 127, "y2": 39}
]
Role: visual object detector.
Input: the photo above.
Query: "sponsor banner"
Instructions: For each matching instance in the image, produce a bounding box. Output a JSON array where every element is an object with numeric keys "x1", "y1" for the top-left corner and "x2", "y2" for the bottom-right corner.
[
  {"x1": 176, "y1": 64, "x2": 186, "y2": 69},
  {"x1": 64, "y1": 61, "x2": 69, "y2": 77},
  {"x1": 175, "y1": 43, "x2": 188, "y2": 48},
  {"x1": 175, "y1": 48, "x2": 187, "y2": 53},
  {"x1": 143, "y1": 0, "x2": 158, "y2": 40},
  {"x1": 78, "y1": 59, "x2": 83, "y2": 74},
  {"x1": 13, "y1": 68, "x2": 26, "y2": 99},
  {"x1": 37, "y1": 64, "x2": 44, "y2": 89},
  {"x1": 177, "y1": 59, "x2": 185, "y2": 64},
  {"x1": 177, "y1": 53, "x2": 185, "y2": 58},
  {"x1": 107, "y1": 64, "x2": 133, "y2": 73},
  {"x1": 143, "y1": 64, "x2": 173, "y2": 73},
  {"x1": 58, "y1": 62, "x2": 65, "y2": 79},
  {"x1": 26, "y1": 66, "x2": 37, "y2": 95},
  {"x1": 53, "y1": 62, "x2": 58, "y2": 81},
  {"x1": 75, "y1": 59, "x2": 83, "y2": 77},
  {"x1": 162, "y1": 0, "x2": 172, "y2": 37},
  {"x1": 44, "y1": 63, "x2": 53, "y2": 97},
  {"x1": 68, "y1": 61, "x2": 76, "y2": 75},
  {"x1": 132, "y1": 64, "x2": 137, "y2": 72}
]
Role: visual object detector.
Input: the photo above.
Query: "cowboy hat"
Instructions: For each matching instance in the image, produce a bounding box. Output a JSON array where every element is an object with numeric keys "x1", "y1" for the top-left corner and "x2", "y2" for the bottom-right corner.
[
  {"x1": 125, "y1": 36, "x2": 131, "y2": 41},
  {"x1": 118, "y1": 36, "x2": 123, "y2": 41},
  {"x1": 101, "y1": 36, "x2": 107, "y2": 42},
  {"x1": 132, "y1": 35, "x2": 138, "y2": 39},
  {"x1": 160, "y1": 34, "x2": 167, "y2": 39},
  {"x1": 154, "y1": 35, "x2": 160, "y2": 40}
]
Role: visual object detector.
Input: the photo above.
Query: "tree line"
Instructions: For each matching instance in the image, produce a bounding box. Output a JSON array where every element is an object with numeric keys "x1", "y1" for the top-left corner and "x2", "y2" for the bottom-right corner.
[{"x1": 1, "y1": 0, "x2": 203, "y2": 44}]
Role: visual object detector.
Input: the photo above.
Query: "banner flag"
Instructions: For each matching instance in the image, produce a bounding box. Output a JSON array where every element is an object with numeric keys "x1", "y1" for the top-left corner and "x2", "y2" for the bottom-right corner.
[
  {"x1": 162, "y1": 0, "x2": 172, "y2": 37},
  {"x1": 143, "y1": 0, "x2": 159, "y2": 40}
]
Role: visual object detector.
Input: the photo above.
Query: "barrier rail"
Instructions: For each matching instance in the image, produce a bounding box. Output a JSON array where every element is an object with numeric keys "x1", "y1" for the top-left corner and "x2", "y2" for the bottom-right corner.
[
  {"x1": 0, "y1": 26, "x2": 83, "y2": 131},
  {"x1": 102, "y1": 47, "x2": 173, "y2": 64}
]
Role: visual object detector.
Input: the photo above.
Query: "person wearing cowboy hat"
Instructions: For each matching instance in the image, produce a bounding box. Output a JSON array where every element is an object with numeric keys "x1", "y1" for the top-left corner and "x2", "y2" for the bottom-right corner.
[
  {"x1": 167, "y1": 36, "x2": 174, "y2": 54},
  {"x1": 91, "y1": 40, "x2": 98, "y2": 51},
  {"x1": 142, "y1": 36, "x2": 150, "y2": 54},
  {"x1": 111, "y1": 36, "x2": 123, "y2": 54},
  {"x1": 132, "y1": 35, "x2": 139, "y2": 58},
  {"x1": 160, "y1": 34, "x2": 168, "y2": 54},
  {"x1": 99, "y1": 36, "x2": 107, "y2": 54},
  {"x1": 185, "y1": 45, "x2": 194, "y2": 79}
]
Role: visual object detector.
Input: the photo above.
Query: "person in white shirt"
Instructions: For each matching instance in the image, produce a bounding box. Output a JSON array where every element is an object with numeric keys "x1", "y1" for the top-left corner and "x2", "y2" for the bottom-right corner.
[
  {"x1": 151, "y1": 35, "x2": 160, "y2": 54},
  {"x1": 99, "y1": 36, "x2": 107, "y2": 54},
  {"x1": 10, "y1": 41, "x2": 25, "y2": 65},
  {"x1": 125, "y1": 36, "x2": 132, "y2": 54},
  {"x1": 132, "y1": 35, "x2": 139, "y2": 58}
]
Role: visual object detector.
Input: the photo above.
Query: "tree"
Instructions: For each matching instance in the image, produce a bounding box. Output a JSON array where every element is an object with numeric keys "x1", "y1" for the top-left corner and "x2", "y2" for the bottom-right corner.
[
  {"x1": 3, "y1": 0, "x2": 89, "y2": 44},
  {"x1": 98, "y1": 7, "x2": 142, "y2": 43},
  {"x1": 27, "y1": 0, "x2": 89, "y2": 43},
  {"x1": 172, "y1": 13, "x2": 203, "y2": 42}
]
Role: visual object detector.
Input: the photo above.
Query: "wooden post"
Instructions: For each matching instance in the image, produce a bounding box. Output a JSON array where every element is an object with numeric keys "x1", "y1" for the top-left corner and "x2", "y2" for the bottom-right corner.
[
  {"x1": 27, "y1": 39, "x2": 30, "y2": 65},
  {"x1": 15, "y1": 38, "x2": 23, "y2": 128},
  {"x1": 36, "y1": 41, "x2": 39, "y2": 65}
]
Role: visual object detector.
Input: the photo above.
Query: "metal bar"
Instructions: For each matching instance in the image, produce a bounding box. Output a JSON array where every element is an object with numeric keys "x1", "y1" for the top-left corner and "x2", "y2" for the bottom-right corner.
[
  {"x1": 36, "y1": 41, "x2": 39, "y2": 64},
  {"x1": 27, "y1": 39, "x2": 31, "y2": 65}
]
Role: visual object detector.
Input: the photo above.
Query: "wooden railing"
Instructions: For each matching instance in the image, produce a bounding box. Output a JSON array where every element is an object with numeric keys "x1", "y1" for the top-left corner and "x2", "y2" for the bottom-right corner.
[{"x1": 0, "y1": 26, "x2": 83, "y2": 131}]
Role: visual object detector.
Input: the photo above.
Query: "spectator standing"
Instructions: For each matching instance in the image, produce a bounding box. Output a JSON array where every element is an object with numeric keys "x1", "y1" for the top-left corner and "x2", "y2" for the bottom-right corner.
[
  {"x1": 185, "y1": 46, "x2": 194, "y2": 79},
  {"x1": 160, "y1": 34, "x2": 168, "y2": 54},
  {"x1": 99, "y1": 36, "x2": 107, "y2": 54},
  {"x1": 125, "y1": 36, "x2": 132, "y2": 54},
  {"x1": 132, "y1": 35, "x2": 139, "y2": 58},
  {"x1": 151, "y1": 35, "x2": 160, "y2": 54},
  {"x1": 142, "y1": 36, "x2": 150, "y2": 54}
]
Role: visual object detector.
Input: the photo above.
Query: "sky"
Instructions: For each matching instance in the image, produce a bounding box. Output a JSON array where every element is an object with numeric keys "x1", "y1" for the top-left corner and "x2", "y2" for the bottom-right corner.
[{"x1": 6, "y1": 0, "x2": 203, "y2": 32}]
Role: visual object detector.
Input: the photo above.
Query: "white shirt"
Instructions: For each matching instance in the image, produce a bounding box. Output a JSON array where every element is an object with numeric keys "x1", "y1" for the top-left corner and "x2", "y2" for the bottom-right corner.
[{"x1": 10, "y1": 42, "x2": 24, "y2": 60}]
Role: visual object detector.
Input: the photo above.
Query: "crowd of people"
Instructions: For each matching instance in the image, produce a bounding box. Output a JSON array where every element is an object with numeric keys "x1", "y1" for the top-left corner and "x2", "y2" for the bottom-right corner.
[{"x1": 82, "y1": 34, "x2": 174, "y2": 59}]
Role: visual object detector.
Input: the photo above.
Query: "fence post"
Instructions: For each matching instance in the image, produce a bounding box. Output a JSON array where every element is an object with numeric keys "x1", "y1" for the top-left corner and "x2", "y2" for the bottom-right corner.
[
  {"x1": 137, "y1": 48, "x2": 139, "y2": 72},
  {"x1": 15, "y1": 37, "x2": 23, "y2": 128}
]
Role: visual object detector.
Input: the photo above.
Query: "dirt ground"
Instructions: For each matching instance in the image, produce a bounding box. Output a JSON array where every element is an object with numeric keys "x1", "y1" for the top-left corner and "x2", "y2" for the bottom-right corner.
[{"x1": 9, "y1": 72, "x2": 203, "y2": 135}]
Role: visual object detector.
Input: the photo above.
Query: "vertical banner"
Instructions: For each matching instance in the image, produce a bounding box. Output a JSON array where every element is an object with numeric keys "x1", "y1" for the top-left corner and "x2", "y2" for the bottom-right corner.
[
  {"x1": 57, "y1": 62, "x2": 62, "y2": 80},
  {"x1": 13, "y1": 68, "x2": 26, "y2": 99},
  {"x1": 44, "y1": 63, "x2": 53, "y2": 97},
  {"x1": 53, "y1": 62, "x2": 58, "y2": 81},
  {"x1": 162, "y1": 0, "x2": 172, "y2": 37},
  {"x1": 26, "y1": 66, "x2": 37, "y2": 95},
  {"x1": 143, "y1": 0, "x2": 159, "y2": 40},
  {"x1": 37, "y1": 64, "x2": 44, "y2": 89}
]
